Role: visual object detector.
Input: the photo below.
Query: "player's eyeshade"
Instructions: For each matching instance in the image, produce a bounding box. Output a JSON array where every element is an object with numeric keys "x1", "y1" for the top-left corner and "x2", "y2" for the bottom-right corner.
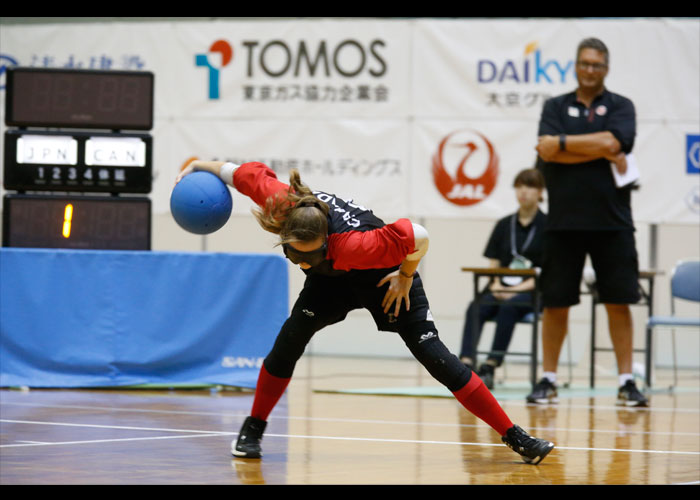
[{"x1": 282, "y1": 241, "x2": 328, "y2": 267}]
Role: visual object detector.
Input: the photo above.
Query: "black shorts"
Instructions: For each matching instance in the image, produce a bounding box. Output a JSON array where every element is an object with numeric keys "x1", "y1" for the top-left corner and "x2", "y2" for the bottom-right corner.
[
  {"x1": 265, "y1": 267, "x2": 469, "y2": 390},
  {"x1": 540, "y1": 230, "x2": 640, "y2": 307},
  {"x1": 292, "y1": 268, "x2": 435, "y2": 335}
]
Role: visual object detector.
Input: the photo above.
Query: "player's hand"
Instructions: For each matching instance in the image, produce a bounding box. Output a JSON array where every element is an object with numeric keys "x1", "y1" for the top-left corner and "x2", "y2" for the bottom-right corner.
[
  {"x1": 378, "y1": 270, "x2": 413, "y2": 317},
  {"x1": 175, "y1": 158, "x2": 200, "y2": 185}
]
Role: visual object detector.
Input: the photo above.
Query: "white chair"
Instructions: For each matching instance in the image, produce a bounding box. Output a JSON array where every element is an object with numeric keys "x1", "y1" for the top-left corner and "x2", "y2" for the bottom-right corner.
[{"x1": 645, "y1": 260, "x2": 700, "y2": 389}]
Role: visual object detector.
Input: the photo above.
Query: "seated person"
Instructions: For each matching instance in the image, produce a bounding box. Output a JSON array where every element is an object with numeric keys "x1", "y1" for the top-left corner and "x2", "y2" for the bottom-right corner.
[{"x1": 459, "y1": 168, "x2": 547, "y2": 389}]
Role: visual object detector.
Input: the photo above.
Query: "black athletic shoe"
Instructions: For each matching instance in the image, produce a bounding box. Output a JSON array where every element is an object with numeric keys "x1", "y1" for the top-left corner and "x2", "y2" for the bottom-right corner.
[
  {"x1": 477, "y1": 364, "x2": 495, "y2": 390},
  {"x1": 616, "y1": 380, "x2": 649, "y2": 407},
  {"x1": 526, "y1": 378, "x2": 558, "y2": 404},
  {"x1": 231, "y1": 416, "x2": 267, "y2": 459},
  {"x1": 502, "y1": 425, "x2": 555, "y2": 465}
]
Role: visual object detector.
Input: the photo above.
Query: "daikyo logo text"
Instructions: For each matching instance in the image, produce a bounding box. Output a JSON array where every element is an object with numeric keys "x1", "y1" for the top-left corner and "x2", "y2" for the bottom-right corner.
[{"x1": 477, "y1": 42, "x2": 574, "y2": 84}]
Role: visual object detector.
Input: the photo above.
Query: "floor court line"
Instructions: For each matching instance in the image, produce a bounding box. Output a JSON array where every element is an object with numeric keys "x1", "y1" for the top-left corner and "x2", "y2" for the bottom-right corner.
[
  {"x1": 3, "y1": 397, "x2": 699, "y2": 415},
  {"x1": 1, "y1": 433, "x2": 228, "y2": 448},
  {"x1": 4, "y1": 397, "x2": 700, "y2": 418},
  {"x1": 2, "y1": 404, "x2": 699, "y2": 439},
  {"x1": 2, "y1": 419, "x2": 698, "y2": 457},
  {"x1": 0, "y1": 418, "x2": 230, "y2": 435}
]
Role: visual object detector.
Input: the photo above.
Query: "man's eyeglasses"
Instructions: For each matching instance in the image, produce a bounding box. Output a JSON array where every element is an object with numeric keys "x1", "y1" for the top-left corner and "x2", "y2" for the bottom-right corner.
[{"x1": 576, "y1": 61, "x2": 608, "y2": 72}]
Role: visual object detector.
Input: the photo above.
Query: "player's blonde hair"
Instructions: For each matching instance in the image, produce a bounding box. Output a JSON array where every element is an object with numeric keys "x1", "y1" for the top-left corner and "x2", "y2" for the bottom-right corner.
[{"x1": 253, "y1": 169, "x2": 329, "y2": 245}]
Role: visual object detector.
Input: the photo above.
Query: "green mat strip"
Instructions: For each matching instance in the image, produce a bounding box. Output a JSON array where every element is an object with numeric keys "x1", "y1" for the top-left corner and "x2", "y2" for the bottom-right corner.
[{"x1": 313, "y1": 384, "x2": 698, "y2": 400}]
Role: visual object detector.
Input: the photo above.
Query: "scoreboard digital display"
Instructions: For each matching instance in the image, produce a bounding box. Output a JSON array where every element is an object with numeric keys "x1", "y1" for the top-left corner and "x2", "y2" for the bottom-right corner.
[
  {"x1": 4, "y1": 67, "x2": 154, "y2": 130},
  {"x1": 2, "y1": 194, "x2": 151, "y2": 250}
]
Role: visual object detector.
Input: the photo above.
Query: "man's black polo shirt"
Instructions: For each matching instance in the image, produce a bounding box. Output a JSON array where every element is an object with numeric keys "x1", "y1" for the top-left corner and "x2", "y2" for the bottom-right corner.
[{"x1": 537, "y1": 89, "x2": 636, "y2": 231}]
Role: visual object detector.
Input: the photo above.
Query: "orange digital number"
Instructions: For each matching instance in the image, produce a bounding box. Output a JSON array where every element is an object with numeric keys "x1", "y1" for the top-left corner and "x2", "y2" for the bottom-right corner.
[{"x1": 62, "y1": 203, "x2": 73, "y2": 238}]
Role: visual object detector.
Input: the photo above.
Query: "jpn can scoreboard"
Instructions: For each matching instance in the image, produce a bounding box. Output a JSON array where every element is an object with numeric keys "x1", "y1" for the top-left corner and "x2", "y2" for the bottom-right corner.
[
  {"x1": 3, "y1": 129, "x2": 152, "y2": 194},
  {"x1": 2, "y1": 67, "x2": 154, "y2": 250}
]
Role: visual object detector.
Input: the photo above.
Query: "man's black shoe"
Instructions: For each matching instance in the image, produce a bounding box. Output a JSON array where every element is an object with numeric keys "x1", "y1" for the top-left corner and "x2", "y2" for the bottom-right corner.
[
  {"x1": 526, "y1": 378, "x2": 558, "y2": 404},
  {"x1": 617, "y1": 380, "x2": 649, "y2": 407}
]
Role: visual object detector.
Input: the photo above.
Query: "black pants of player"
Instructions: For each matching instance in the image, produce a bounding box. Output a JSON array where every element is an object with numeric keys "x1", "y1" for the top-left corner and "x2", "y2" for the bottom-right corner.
[{"x1": 263, "y1": 268, "x2": 472, "y2": 392}]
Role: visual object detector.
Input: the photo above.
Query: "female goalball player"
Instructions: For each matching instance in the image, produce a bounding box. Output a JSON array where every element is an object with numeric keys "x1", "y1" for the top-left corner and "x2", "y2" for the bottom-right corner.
[{"x1": 176, "y1": 160, "x2": 554, "y2": 465}]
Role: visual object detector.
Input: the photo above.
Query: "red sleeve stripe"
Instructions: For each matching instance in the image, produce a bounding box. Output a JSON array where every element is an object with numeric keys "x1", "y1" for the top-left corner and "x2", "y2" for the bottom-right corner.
[
  {"x1": 233, "y1": 162, "x2": 290, "y2": 207},
  {"x1": 327, "y1": 219, "x2": 415, "y2": 271}
]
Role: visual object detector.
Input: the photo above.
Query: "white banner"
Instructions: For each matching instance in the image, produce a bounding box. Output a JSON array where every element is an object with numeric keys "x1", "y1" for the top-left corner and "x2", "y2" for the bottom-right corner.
[
  {"x1": 1, "y1": 18, "x2": 698, "y2": 223},
  {"x1": 412, "y1": 19, "x2": 700, "y2": 121},
  {"x1": 410, "y1": 18, "x2": 700, "y2": 223},
  {"x1": 153, "y1": 118, "x2": 409, "y2": 217},
  {"x1": 410, "y1": 119, "x2": 541, "y2": 218},
  {"x1": 166, "y1": 20, "x2": 411, "y2": 119}
]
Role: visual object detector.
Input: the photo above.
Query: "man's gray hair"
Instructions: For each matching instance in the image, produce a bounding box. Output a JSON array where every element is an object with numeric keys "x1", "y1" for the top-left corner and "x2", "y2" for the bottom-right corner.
[{"x1": 577, "y1": 37, "x2": 609, "y2": 65}]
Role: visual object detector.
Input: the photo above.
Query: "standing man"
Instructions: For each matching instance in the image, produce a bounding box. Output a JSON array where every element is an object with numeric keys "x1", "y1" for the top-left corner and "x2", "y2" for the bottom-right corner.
[{"x1": 530, "y1": 37, "x2": 648, "y2": 407}]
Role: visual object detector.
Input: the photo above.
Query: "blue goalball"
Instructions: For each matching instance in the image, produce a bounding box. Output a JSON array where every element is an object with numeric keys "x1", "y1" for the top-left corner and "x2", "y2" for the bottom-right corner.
[{"x1": 170, "y1": 171, "x2": 233, "y2": 235}]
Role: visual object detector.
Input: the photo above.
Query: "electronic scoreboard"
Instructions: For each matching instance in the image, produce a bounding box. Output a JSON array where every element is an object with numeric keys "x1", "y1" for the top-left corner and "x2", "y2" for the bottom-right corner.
[{"x1": 2, "y1": 67, "x2": 154, "y2": 250}]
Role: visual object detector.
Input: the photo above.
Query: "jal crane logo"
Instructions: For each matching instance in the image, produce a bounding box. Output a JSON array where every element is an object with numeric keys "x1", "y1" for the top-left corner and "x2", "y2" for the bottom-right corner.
[{"x1": 432, "y1": 130, "x2": 499, "y2": 206}]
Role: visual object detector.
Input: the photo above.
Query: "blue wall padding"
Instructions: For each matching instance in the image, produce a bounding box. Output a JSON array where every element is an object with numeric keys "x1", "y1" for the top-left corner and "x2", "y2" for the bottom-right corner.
[{"x1": 0, "y1": 248, "x2": 288, "y2": 388}]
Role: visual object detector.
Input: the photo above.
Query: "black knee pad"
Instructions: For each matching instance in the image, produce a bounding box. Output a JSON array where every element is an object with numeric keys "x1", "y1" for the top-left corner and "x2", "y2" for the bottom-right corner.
[
  {"x1": 263, "y1": 314, "x2": 317, "y2": 378},
  {"x1": 405, "y1": 332, "x2": 471, "y2": 392}
]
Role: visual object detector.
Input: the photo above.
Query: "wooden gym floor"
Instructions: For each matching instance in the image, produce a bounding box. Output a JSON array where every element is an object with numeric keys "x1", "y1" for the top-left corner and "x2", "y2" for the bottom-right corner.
[{"x1": 1, "y1": 355, "x2": 698, "y2": 485}]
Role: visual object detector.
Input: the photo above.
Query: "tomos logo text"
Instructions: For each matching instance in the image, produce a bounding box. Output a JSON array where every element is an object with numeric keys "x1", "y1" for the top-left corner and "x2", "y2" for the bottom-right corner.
[
  {"x1": 478, "y1": 41, "x2": 574, "y2": 84},
  {"x1": 241, "y1": 39, "x2": 387, "y2": 78},
  {"x1": 432, "y1": 130, "x2": 499, "y2": 207},
  {"x1": 196, "y1": 38, "x2": 387, "y2": 99}
]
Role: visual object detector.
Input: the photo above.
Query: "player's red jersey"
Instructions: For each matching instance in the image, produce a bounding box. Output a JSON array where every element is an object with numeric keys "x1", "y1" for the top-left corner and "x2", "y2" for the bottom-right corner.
[{"x1": 232, "y1": 162, "x2": 416, "y2": 272}]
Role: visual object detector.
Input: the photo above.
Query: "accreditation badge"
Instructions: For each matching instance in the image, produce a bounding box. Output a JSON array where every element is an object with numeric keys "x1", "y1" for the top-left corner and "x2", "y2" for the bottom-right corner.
[{"x1": 502, "y1": 256, "x2": 532, "y2": 286}]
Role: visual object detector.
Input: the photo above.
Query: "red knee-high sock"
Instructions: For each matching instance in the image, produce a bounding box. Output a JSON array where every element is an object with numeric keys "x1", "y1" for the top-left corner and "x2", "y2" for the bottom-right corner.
[
  {"x1": 452, "y1": 373, "x2": 513, "y2": 436},
  {"x1": 250, "y1": 365, "x2": 291, "y2": 422}
]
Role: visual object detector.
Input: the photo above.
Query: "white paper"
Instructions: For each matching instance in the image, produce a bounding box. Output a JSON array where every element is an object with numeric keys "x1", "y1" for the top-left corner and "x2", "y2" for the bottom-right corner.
[{"x1": 611, "y1": 154, "x2": 640, "y2": 188}]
